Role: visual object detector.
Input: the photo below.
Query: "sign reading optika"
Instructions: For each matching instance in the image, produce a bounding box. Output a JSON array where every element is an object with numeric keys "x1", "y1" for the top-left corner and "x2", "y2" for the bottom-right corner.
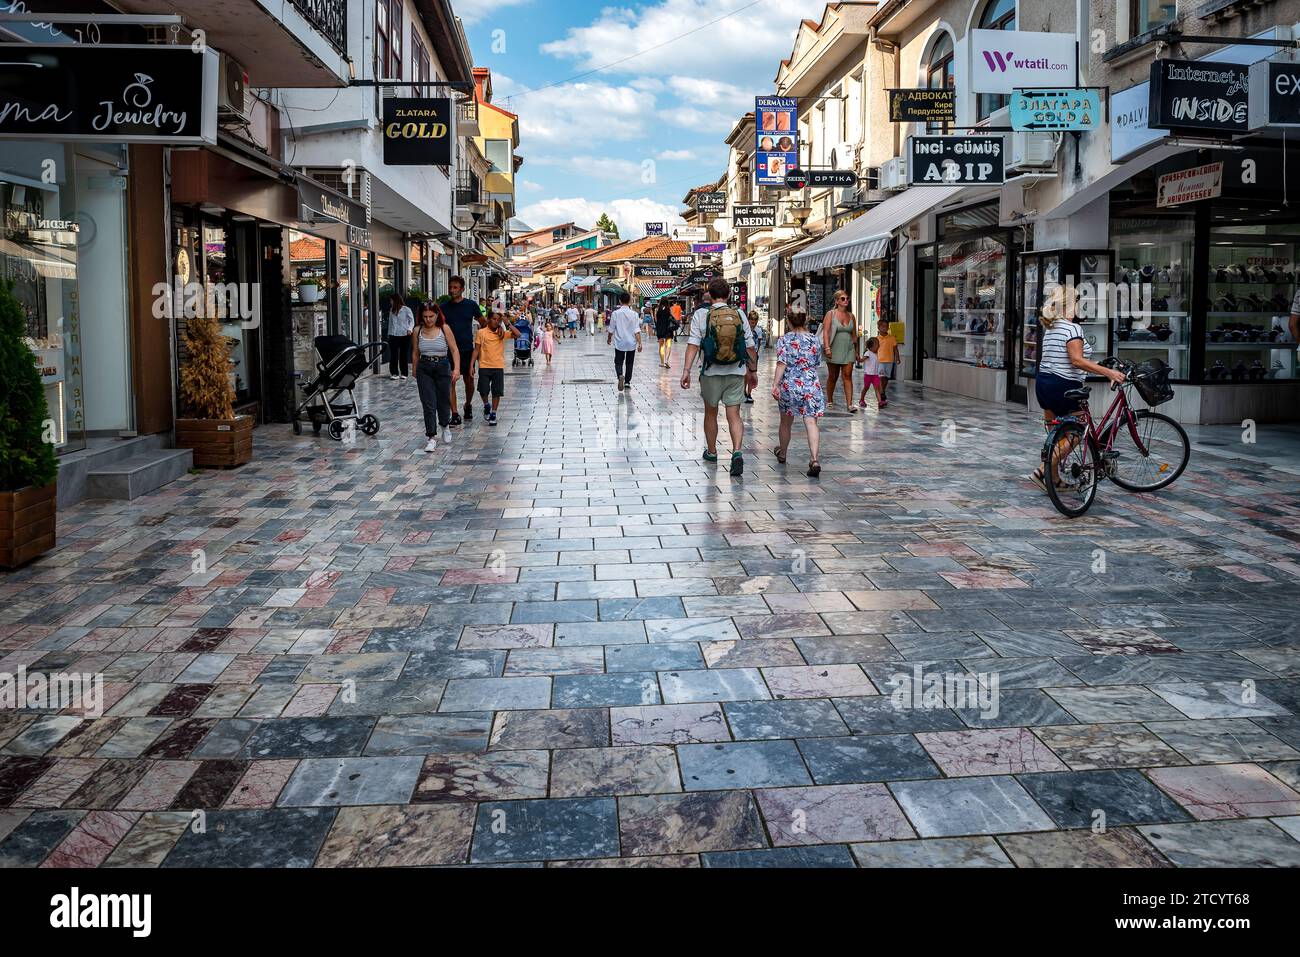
[{"x1": 382, "y1": 98, "x2": 453, "y2": 166}]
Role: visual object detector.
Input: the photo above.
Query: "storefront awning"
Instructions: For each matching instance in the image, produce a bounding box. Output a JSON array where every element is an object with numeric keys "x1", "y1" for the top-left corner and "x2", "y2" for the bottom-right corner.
[
  {"x1": 791, "y1": 185, "x2": 964, "y2": 274},
  {"x1": 577, "y1": 276, "x2": 602, "y2": 289},
  {"x1": 560, "y1": 277, "x2": 582, "y2": 291}
]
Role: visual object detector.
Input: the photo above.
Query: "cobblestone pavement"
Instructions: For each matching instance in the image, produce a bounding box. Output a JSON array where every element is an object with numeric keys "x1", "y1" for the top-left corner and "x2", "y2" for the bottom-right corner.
[{"x1": 3, "y1": 335, "x2": 1300, "y2": 868}]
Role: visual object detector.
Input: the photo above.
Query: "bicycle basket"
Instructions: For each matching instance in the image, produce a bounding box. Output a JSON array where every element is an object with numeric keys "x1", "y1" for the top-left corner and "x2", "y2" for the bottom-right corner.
[{"x1": 1132, "y1": 358, "x2": 1175, "y2": 407}]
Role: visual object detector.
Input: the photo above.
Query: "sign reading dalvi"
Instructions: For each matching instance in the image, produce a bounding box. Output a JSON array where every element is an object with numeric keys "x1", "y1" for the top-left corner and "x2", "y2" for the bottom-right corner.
[
  {"x1": 0, "y1": 44, "x2": 218, "y2": 144},
  {"x1": 382, "y1": 98, "x2": 453, "y2": 166},
  {"x1": 1156, "y1": 162, "x2": 1224, "y2": 208}
]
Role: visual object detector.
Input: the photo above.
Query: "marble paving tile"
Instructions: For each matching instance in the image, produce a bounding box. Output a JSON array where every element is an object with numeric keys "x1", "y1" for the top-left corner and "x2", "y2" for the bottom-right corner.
[
  {"x1": 831, "y1": 696, "x2": 967, "y2": 736},
  {"x1": 39, "y1": 809, "x2": 138, "y2": 868},
  {"x1": 1016, "y1": 769, "x2": 1192, "y2": 828},
  {"x1": 1139, "y1": 819, "x2": 1300, "y2": 867},
  {"x1": 1046, "y1": 687, "x2": 1186, "y2": 723},
  {"x1": 794, "y1": 634, "x2": 899, "y2": 665},
  {"x1": 470, "y1": 797, "x2": 619, "y2": 863},
  {"x1": 1031, "y1": 723, "x2": 1187, "y2": 771},
  {"x1": 278, "y1": 756, "x2": 424, "y2": 807},
  {"x1": 798, "y1": 734, "x2": 941, "y2": 785},
  {"x1": 552, "y1": 672, "x2": 659, "y2": 708},
  {"x1": 1149, "y1": 681, "x2": 1291, "y2": 720},
  {"x1": 117, "y1": 760, "x2": 200, "y2": 811},
  {"x1": 439, "y1": 677, "x2": 552, "y2": 713},
  {"x1": 916, "y1": 728, "x2": 1068, "y2": 777},
  {"x1": 458, "y1": 623, "x2": 554, "y2": 651},
  {"x1": 551, "y1": 746, "x2": 681, "y2": 797},
  {"x1": 412, "y1": 750, "x2": 549, "y2": 802},
  {"x1": 1146, "y1": 763, "x2": 1300, "y2": 820},
  {"x1": 889, "y1": 776, "x2": 1056, "y2": 837},
  {"x1": 763, "y1": 664, "x2": 877, "y2": 700},
  {"x1": 239, "y1": 717, "x2": 376, "y2": 759},
  {"x1": 724, "y1": 699, "x2": 849, "y2": 741},
  {"x1": 504, "y1": 647, "x2": 605, "y2": 677},
  {"x1": 677, "y1": 740, "x2": 811, "y2": 790},
  {"x1": 102, "y1": 811, "x2": 191, "y2": 867},
  {"x1": 618, "y1": 790, "x2": 765, "y2": 856},
  {"x1": 659, "y1": 668, "x2": 771, "y2": 704},
  {"x1": 609, "y1": 703, "x2": 728, "y2": 746},
  {"x1": 490, "y1": 709, "x2": 609, "y2": 750},
  {"x1": 605, "y1": 642, "x2": 704, "y2": 673},
  {"x1": 317, "y1": 803, "x2": 476, "y2": 867},
  {"x1": 700, "y1": 845, "x2": 856, "y2": 868},
  {"x1": 998, "y1": 828, "x2": 1172, "y2": 868},
  {"x1": 851, "y1": 836, "x2": 1013, "y2": 868},
  {"x1": 223, "y1": 760, "x2": 299, "y2": 809},
  {"x1": 757, "y1": 783, "x2": 915, "y2": 845},
  {"x1": 0, "y1": 809, "x2": 85, "y2": 867},
  {"x1": 1147, "y1": 718, "x2": 1300, "y2": 764},
  {"x1": 162, "y1": 808, "x2": 335, "y2": 867}
]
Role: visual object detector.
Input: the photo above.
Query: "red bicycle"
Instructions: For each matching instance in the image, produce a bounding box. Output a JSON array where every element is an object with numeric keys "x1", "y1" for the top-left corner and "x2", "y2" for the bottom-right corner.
[{"x1": 1040, "y1": 357, "x2": 1191, "y2": 518}]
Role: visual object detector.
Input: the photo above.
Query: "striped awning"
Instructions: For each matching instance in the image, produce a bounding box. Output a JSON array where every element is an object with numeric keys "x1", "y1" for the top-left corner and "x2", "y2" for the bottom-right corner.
[{"x1": 791, "y1": 184, "x2": 964, "y2": 274}]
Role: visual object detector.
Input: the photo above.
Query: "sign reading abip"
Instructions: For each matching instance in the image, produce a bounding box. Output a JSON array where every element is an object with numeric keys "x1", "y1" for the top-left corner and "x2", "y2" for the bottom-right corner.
[
  {"x1": 971, "y1": 30, "x2": 1077, "y2": 96},
  {"x1": 908, "y1": 135, "x2": 1005, "y2": 185}
]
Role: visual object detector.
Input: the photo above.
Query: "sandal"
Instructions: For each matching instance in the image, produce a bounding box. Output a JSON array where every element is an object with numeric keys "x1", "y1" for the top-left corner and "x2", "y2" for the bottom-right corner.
[
  {"x1": 807, "y1": 460, "x2": 821, "y2": 478},
  {"x1": 774, "y1": 447, "x2": 787, "y2": 464}
]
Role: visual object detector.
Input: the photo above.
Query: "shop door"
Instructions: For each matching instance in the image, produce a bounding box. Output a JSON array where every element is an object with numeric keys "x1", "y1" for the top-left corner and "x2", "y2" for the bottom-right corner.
[{"x1": 914, "y1": 249, "x2": 937, "y2": 381}]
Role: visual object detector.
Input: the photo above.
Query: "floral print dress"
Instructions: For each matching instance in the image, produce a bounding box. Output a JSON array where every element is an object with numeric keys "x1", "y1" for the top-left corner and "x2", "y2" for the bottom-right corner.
[{"x1": 776, "y1": 332, "x2": 826, "y2": 418}]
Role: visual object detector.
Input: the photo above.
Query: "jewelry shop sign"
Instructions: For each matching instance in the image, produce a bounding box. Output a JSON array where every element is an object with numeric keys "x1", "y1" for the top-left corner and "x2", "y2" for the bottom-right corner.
[
  {"x1": 0, "y1": 44, "x2": 218, "y2": 144},
  {"x1": 908, "y1": 135, "x2": 1005, "y2": 185}
]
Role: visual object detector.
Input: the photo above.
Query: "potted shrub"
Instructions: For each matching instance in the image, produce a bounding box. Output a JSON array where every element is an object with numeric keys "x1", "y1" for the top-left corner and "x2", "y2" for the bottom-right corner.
[
  {"x1": 0, "y1": 279, "x2": 58, "y2": 569},
  {"x1": 175, "y1": 315, "x2": 253, "y2": 468}
]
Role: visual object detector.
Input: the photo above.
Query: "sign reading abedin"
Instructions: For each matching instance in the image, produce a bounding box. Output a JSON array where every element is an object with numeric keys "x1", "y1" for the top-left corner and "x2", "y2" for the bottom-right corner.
[{"x1": 971, "y1": 30, "x2": 1077, "y2": 96}]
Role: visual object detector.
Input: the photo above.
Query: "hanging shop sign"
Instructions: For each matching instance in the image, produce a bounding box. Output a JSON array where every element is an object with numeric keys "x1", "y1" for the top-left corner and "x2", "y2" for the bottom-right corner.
[
  {"x1": 382, "y1": 97, "x2": 453, "y2": 166},
  {"x1": 732, "y1": 204, "x2": 777, "y2": 229},
  {"x1": 697, "y1": 191, "x2": 726, "y2": 214},
  {"x1": 591, "y1": 266, "x2": 615, "y2": 276},
  {"x1": 755, "y1": 95, "x2": 799, "y2": 186},
  {"x1": 667, "y1": 255, "x2": 694, "y2": 267},
  {"x1": 1010, "y1": 88, "x2": 1101, "y2": 131},
  {"x1": 971, "y1": 30, "x2": 1077, "y2": 96},
  {"x1": 298, "y1": 179, "x2": 368, "y2": 229},
  {"x1": 1149, "y1": 59, "x2": 1251, "y2": 134},
  {"x1": 691, "y1": 243, "x2": 726, "y2": 254},
  {"x1": 731, "y1": 280, "x2": 749, "y2": 314},
  {"x1": 908, "y1": 135, "x2": 1005, "y2": 185},
  {"x1": 784, "y1": 168, "x2": 809, "y2": 190},
  {"x1": 0, "y1": 43, "x2": 218, "y2": 144},
  {"x1": 1248, "y1": 60, "x2": 1300, "y2": 128},
  {"x1": 1156, "y1": 162, "x2": 1224, "y2": 207},
  {"x1": 672, "y1": 226, "x2": 709, "y2": 242},
  {"x1": 635, "y1": 265, "x2": 674, "y2": 277},
  {"x1": 644, "y1": 222, "x2": 665, "y2": 236},
  {"x1": 888, "y1": 88, "x2": 956, "y2": 124}
]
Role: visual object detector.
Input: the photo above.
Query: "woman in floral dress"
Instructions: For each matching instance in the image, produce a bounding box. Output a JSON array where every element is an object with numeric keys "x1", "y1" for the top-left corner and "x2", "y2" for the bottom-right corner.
[{"x1": 772, "y1": 311, "x2": 826, "y2": 477}]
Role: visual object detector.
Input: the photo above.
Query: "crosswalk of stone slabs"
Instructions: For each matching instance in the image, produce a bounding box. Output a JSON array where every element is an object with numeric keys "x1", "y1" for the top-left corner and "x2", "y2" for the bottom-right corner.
[{"x1": 2, "y1": 337, "x2": 1300, "y2": 868}]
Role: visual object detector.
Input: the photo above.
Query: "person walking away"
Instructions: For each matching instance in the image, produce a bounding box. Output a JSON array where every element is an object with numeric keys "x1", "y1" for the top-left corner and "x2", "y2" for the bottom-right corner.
[
  {"x1": 772, "y1": 310, "x2": 825, "y2": 477},
  {"x1": 655, "y1": 300, "x2": 677, "y2": 368},
  {"x1": 744, "y1": 311, "x2": 765, "y2": 403},
  {"x1": 411, "y1": 302, "x2": 459, "y2": 452},
  {"x1": 472, "y1": 309, "x2": 519, "y2": 427},
  {"x1": 875, "y1": 319, "x2": 899, "y2": 406},
  {"x1": 1031, "y1": 285, "x2": 1126, "y2": 490},
  {"x1": 584, "y1": 303, "x2": 597, "y2": 336},
  {"x1": 540, "y1": 320, "x2": 556, "y2": 366},
  {"x1": 442, "y1": 277, "x2": 483, "y2": 426},
  {"x1": 680, "y1": 278, "x2": 759, "y2": 477},
  {"x1": 822, "y1": 290, "x2": 858, "y2": 414},
  {"x1": 608, "y1": 291, "x2": 643, "y2": 393},
  {"x1": 387, "y1": 292, "x2": 416, "y2": 380},
  {"x1": 857, "y1": 338, "x2": 885, "y2": 410}
]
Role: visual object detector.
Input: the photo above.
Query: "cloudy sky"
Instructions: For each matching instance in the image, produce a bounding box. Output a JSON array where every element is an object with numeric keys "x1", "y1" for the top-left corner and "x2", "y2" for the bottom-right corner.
[{"x1": 458, "y1": 0, "x2": 830, "y2": 238}]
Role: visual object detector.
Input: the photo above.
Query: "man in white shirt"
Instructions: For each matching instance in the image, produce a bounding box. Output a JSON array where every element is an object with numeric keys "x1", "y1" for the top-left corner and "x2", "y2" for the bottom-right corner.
[
  {"x1": 584, "y1": 304, "x2": 597, "y2": 336},
  {"x1": 564, "y1": 304, "x2": 580, "y2": 339},
  {"x1": 607, "y1": 292, "x2": 643, "y2": 393},
  {"x1": 680, "y1": 278, "x2": 758, "y2": 477}
]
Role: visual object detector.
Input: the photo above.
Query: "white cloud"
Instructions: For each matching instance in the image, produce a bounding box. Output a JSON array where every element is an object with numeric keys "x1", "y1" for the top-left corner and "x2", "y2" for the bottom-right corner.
[
  {"x1": 672, "y1": 107, "x2": 737, "y2": 134},
  {"x1": 455, "y1": 0, "x2": 533, "y2": 27},
  {"x1": 656, "y1": 149, "x2": 697, "y2": 161},
  {"x1": 517, "y1": 197, "x2": 686, "y2": 240},
  {"x1": 530, "y1": 155, "x2": 654, "y2": 184},
  {"x1": 665, "y1": 76, "x2": 753, "y2": 110},
  {"x1": 494, "y1": 75, "x2": 656, "y2": 145},
  {"x1": 540, "y1": 0, "x2": 830, "y2": 88},
  {"x1": 517, "y1": 179, "x2": 545, "y2": 193}
]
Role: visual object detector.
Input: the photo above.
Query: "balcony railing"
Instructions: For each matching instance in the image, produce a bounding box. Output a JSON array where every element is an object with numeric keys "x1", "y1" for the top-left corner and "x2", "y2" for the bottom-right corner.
[
  {"x1": 290, "y1": 0, "x2": 348, "y2": 55},
  {"x1": 457, "y1": 98, "x2": 479, "y2": 129}
]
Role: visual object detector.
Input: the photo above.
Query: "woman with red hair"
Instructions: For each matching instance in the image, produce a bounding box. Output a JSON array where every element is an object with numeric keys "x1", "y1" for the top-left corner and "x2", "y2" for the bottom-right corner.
[{"x1": 410, "y1": 301, "x2": 460, "y2": 453}]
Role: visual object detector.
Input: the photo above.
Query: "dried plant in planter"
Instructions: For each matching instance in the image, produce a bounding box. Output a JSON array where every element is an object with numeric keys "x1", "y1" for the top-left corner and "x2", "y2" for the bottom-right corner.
[
  {"x1": 179, "y1": 314, "x2": 235, "y2": 420},
  {"x1": 0, "y1": 278, "x2": 57, "y2": 493}
]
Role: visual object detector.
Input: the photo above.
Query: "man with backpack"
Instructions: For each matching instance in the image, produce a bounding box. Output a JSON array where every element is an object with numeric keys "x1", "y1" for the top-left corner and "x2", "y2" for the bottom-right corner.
[{"x1": 680, "y1": 278, "x2": 759, "y2": 476}]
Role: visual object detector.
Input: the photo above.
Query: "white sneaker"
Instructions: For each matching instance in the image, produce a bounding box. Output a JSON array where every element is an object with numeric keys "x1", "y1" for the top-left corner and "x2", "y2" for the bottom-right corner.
[
  {"x1": 443, "y1": 432, "x2": 453, "y2": 445},
  {"x1": 401, "y1": 375, "x2": 409, "y2": 381},
  {"x1": 424, "y1": 438, "x2": 437, "y2": 453},
  {"x1": 390, "y1": 375, "x2": 400, "y2": 381}
]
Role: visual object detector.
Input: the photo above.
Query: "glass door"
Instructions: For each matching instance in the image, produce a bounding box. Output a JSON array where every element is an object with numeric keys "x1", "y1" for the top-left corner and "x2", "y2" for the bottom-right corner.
[{"x1": 915, "y1": 245, "x2": 937, "y2": 381}]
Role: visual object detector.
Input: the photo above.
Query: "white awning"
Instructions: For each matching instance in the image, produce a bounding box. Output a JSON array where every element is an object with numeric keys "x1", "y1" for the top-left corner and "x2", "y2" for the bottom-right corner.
[{"x1": 791, "y1": 184, "x2": 964, "y2": 274}]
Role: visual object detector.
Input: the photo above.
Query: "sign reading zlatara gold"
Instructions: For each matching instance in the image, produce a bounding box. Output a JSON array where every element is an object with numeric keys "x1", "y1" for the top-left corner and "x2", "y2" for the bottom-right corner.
[{"x1": 382, "y1": 98, "x2": 453, "y2": 166}]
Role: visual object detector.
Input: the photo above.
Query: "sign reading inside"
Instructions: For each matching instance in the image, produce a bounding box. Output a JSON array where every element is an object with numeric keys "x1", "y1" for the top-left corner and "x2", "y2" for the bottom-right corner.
[
  {"x1": 1157, "y1": 162, "x2": 1225, "y2": 207},
  {"x1": 889, "y1": 88, "x2": 956, "y2": 124},
  {"x1": 732, "y1": 204, "x2": 777, "y2": 229},
  {"x1": 0, "y1": 44, "x2": 218, "y2": 143},
  {"x1": 382, "y1": 98, "x2": 453, "y2": 166},
  {"x1": 1010, "y1": 88, "x2": 1101, "y2": 131},
  {"x1": 1249, "y1": 60, "x2": 1300, "y2": 129},
  {"x1": 755, "y1": 96, "x2": 799, "y2": 186},
  {"x1": 908, "y1": 135, "x2": 1005, "y2": 185},
  {"x1": 1149, "y1": 59, "x2": 1250, "y2": 135}
]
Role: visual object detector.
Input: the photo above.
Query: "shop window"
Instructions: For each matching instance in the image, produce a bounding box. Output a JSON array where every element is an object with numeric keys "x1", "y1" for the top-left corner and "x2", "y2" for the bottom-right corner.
[
  {"x1": 1204, "y1": 219, "x2": 1299, "y2": 382},
  {"x1": 1128, "y1": 0, "x2": 1177, "y2": 40},
  {"x1": 289, "y1": 230, "x2": 330, "y2": 405},
  {"x1": 976, "y1": 0, "x2": 1015, "y2": 122},
  {"x1": 936, "y1": 235, "x2": 1009, "y2": 369},
  {"x1": 1112, "y1": 214, "x2": 1194, "y2": 381},
  {"x1": 376, "y1": 0, "x2": 403, "y2": 81}
]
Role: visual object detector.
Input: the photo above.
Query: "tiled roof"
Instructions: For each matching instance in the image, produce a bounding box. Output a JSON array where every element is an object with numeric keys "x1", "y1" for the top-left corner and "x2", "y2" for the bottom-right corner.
[{"x1": 581, "y1": 237, "x2": 691, "y2": 264}]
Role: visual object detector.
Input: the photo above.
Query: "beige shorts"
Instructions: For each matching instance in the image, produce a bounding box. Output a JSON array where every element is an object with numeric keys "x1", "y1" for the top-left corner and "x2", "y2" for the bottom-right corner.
[{"x1": 700, "y1": 373, "x2": 746, "y2": 408}]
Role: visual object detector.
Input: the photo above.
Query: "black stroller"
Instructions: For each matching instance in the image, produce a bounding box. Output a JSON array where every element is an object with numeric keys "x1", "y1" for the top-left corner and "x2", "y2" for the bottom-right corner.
[{"x1": 292, "y1": 335, "x2": 385, "y2": 440}]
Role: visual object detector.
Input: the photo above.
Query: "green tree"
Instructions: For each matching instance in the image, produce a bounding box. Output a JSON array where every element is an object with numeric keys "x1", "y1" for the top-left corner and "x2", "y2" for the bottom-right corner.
[
  {"x1": 0, "y1": 279, "x2": 58, "y2": 491},
  {"x1": 595, "y1": 213, "x2": 620, "y2": 239}
]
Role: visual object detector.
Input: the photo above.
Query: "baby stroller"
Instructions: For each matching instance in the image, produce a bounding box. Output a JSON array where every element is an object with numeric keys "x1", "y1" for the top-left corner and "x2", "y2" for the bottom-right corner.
[
  {"x1": 292, "y1": 335, "x2": 385, "y2": 440},
  {"x1": 512, "y1": 317, "x2": 535, "y2": 368}
]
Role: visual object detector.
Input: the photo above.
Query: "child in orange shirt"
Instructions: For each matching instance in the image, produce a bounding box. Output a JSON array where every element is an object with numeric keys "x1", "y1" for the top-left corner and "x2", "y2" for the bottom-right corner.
[{"x1": 875, "y1": 319, "x2": 899, "y2": 407}]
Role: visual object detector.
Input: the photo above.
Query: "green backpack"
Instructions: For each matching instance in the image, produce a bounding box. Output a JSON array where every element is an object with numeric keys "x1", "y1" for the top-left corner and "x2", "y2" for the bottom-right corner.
[{"x1": 702, "y1": 305, "x2": 747, "y2": 370}]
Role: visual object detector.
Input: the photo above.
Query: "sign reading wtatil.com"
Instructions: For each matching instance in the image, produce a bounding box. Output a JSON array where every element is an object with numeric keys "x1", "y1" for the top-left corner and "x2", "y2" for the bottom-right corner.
[
  {"x1": 908, "y1": 135, "x2": 1005, "y2": 185},
  {"x1": 971, "y1": 29, "x2": 1077, "y2": 95},
  {"x1": 1010, "y1": 88, "x2": 1102, "y2": 132},
  {"x1": 732, "y1": 204, "x2": 777, "y2": 229}
]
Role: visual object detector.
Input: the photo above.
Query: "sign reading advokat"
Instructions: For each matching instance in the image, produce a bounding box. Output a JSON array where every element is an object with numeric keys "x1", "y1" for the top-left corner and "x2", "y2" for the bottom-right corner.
[
  {"x1": 908, "y1": 135, "x2": 1005, "y2": 186},
  {"x1": 1149, "y1": 59, "x2": 1251, "y2": 134},
  {"x1": 0, "y1": 44, "x2": 218, "y2": 143}
]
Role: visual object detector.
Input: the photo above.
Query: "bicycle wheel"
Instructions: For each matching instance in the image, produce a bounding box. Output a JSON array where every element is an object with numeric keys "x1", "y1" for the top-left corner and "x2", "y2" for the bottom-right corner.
[
  {"x1": 1109, "y1": 411, "x2": 1190, "y2": 493},
  {"x1": 1043, "y1": 420, "x2": 1100, "y2": 518}
]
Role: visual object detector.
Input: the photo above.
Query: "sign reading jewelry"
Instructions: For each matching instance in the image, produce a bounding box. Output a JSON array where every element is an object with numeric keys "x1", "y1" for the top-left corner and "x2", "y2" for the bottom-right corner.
[
  {"x1": 732, "y1": 204, "x2": 777, "y2": 229},
  {"x1": 382, "y1": 98, "x2": 453, "y2": 166},
  {"x1": 0, "y1": 44, "x2": 218, "y2": 143},
  {"x1": 1149, "y1": 59, "x2": 1251, "y2": 134},
  {"x1": 908, "y1": 135, "x2": 1005, "y2": 185}
]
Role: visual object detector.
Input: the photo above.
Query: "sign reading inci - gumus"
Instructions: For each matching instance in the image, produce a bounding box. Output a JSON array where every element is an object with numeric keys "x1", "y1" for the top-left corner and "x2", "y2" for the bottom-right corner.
[{"x1": 908, "y1": 135, "x2": 1005, "y2": 185}]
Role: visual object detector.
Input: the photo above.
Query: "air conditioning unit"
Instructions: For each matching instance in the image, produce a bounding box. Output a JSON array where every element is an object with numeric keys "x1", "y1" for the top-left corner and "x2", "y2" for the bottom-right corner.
[
  {"x1": 835, "y1": 184, "x2": 860, "y2": 209},
  {"x1": 879, "y1": 156, "x2": 906, "y2": 191},
  {"x1": 1006, "y1": 131, "x2": 1057, "y2": 172},
  {"x1": 218, "y1": 55, "x2": 249, "y2": 118}
]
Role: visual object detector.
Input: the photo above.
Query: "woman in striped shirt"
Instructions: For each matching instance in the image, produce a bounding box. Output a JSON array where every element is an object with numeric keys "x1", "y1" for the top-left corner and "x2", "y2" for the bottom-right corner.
[{"x1": 1032, "y1": 285, "x2": 1126, "y2": 490}]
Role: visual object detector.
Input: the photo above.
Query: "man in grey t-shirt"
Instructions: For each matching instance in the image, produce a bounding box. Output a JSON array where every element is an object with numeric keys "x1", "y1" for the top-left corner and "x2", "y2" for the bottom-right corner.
[{"x1": 680, "y1": 278, "x2": 758, "y2": 476}]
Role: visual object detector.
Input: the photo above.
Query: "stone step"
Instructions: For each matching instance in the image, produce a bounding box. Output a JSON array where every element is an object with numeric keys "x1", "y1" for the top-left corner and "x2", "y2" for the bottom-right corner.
[{"x1": 84, "y1": 448, "x2": 194, "y2": 501}]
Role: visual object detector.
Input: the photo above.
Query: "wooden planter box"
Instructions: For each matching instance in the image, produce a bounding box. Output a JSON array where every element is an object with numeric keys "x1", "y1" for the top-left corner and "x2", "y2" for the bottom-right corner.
[
  {"x1": 0, "y1": 482, "x2": 56, "y2": 569},
  {"x1": 176, "y1": 416, "x2": 254, "y2": 469}
]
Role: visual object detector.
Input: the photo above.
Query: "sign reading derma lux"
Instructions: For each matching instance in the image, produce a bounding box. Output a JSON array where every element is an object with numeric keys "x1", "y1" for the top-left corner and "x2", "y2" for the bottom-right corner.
[
  {"x1": 909, "y1": 135, "x2": 1005, "y2": 186},
  {"x1": 971, "y1": 30, "x2": 1077, "y2": 96},
  {"x1": 755, "y1": 96, "x2": 799, "y2": 186},
  {"x1": 382, "y1": 98, "x2": 453, "y2": 166}
]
